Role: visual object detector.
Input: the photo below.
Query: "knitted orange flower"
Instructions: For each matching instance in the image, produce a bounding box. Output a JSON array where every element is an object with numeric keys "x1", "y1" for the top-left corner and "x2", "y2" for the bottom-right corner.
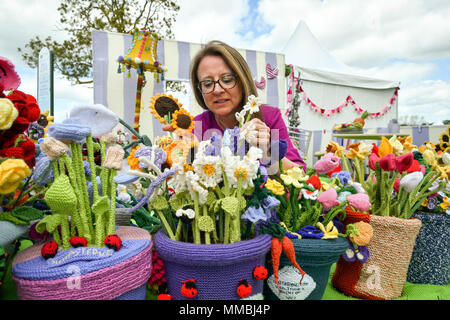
[
  {"x1": 348, "y1": 221, "x2": 373, "y2": 246},
  {"x1": 127, "y1": 146, "x2": 141, "y2": 170},
  {"x1": 148, "y1": 93, "x2": 182, "y2": 124},
  {"x1": 378, "y1": 137, "x2": 393, "y2": 158},
  {"x1": 165, "y1": 140, "x2": 188, "y2": 167}
]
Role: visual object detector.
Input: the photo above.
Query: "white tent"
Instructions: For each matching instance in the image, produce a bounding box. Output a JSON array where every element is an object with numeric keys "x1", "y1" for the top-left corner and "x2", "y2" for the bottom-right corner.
[{"x1": 282, "y1": 21, "x2": 401, "y2": 165}]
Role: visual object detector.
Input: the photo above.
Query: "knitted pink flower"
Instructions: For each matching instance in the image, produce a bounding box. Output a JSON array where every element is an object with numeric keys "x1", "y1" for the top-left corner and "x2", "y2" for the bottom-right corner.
[
  {"x1": 379, "y1": 153, "x2": 396, "y2": 171},
  {"x1": 395, "y1": 153, "x2": 414, "y2": 173},
  {"x1": 368, "y1": 152, "x2": 380, "y2": 171},
  {"x1": 314, "y1": 153, "x2": 340, "y2": 174},
  {"x1": 317, "y1": 188, "x2": 339, "y2": 209},
  {"x1": 346, "y1": 193, "x2": 371, "y2": 212}
]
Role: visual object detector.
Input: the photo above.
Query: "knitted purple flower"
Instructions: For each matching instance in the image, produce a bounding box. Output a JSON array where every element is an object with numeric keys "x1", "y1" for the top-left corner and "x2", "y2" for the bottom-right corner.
[
  {"x1": 342, "y1": 242, "x2": 370, "y2": 263},
  {"x1": 204, "y1": 132, "x2": 222, "y2": 156},
  {"x1": 135, "y1": 146, "x2": 153, "y2": 169},
  {"x1": 48, "y1": 118, "x2": 91, "y2": 144},
  {"x1": 223, "y1": 126, "x2": 241, "y2": 155},
  {"x1": 31, "y1": 155, "x2": 54, "y2": 186},
  {"x1": 427, "y1": 197, "x2": 437, "y2": 210},
  {"x1": 297, "y1": 225, "x2": 324, "y2": 239},
  {"x1": 242, "y1": 205, "x2": 268, "y2": 223},
  {"x1": 331, "y1": 171, "x2": 352, "y2": 187},
  {"x1": 83, "y1": 160, "x2": 91, "y2": 177},
  {"x1": 153, "y1": 148, "x2": 167, "y2": 169},
  {"x1": 261, "y1": 195, "x2": 280, "y2": 212}
]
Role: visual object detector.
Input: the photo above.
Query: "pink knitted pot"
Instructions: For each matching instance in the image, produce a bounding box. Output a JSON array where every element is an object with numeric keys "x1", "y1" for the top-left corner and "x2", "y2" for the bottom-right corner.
[{"x1": 11, "y1": 226, "x2": 152, "y2": 300}]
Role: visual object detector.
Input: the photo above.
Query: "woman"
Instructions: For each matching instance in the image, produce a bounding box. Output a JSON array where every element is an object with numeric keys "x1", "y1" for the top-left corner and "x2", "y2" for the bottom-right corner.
[{"x1": 164, "y1": 40, "x2": 306, "y2": 173}]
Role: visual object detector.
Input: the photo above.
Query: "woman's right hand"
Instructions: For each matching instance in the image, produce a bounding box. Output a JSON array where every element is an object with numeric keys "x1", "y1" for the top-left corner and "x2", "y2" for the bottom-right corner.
[{"x1": 162, "y1": 124, "x2": 175, "y2": 132}]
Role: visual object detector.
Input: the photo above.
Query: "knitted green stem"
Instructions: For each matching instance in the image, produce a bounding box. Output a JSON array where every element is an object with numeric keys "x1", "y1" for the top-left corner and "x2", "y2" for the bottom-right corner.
[
  {"x1": 106, "y1": 169, "x2": 117, "y2": 236},
  {"x1": 51, "y1": 161, "x2": 59, "y2": 179},
  {"x1": 193, "y1": 192, "x2": 201, "y2": 244},
  {"x1": 202, "y1": 205, "x2": 211, "y2": 244},
  {"x1": 175, "y1": 219, "x2": 183, "y2": 241},
  {"x1": 86, "y1": 134, "x2": 99, "y2": 202},
  {"x1": 58, "y1": 213, "x2": 71, "y2": 250},
  {"x1": 229, "y1": 175, "x2": 243, "y2": 243},
  {"x1": 155, "y1": 210, "x2": 176, "y2": 240}
]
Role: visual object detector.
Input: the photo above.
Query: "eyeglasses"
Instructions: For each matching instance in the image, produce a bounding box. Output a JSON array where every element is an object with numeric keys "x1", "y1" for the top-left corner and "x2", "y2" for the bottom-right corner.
[{"x1": 198, "y1": 74, "x2": 238, "y2": 94}]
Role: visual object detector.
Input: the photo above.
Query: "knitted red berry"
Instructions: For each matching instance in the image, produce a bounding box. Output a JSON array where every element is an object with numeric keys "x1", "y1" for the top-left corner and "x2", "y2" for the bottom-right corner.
[
  {"x1": 181, "y1": 279, "x2": 197, "y2": 298},
  {"x1": 157, "y1": 293, "x2": 173, "y2": 300},
  {"x1": 237, "y1": 279, "x2": 252, "y2": 298},
  {"x1": 41, "y1": 240, "x2": 58, "y2": 260},
  {"x1": 104, "y1": 234, "x2": 122, "y2": 251},
  {"x1": 69, "y1": 236, "x2": 88, "y2": 248},
  {"x1": 253, "y1": 265, "x2": 268, "y2": 280}
]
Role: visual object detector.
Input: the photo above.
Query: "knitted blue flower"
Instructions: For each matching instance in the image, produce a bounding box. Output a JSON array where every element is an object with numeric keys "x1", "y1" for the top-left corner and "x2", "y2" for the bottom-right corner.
[
  {"x1": 332, "y1": 171, "x2": 352, "y2": 187},
  {"x1": 269, "y1": 139, "x2": 288, "y2": 163},
  {"x1": 204, "y1": 132, "x2": 222, "y2": 156},
  {"x1": 83, "y1": 160, "x2": 91, "y2": 177},
  {"x1": 242, "y1": 205, "x2": 269, "y2": 223},
  {"x1": 48, "y1": 118, "x2": 91, "y2": 144},
  {"x1": 342, "y1": 242, "x2": 370, "y2": 263},
  {"x1": 113, "y1": 173, "x2": 139, "y2": 185},
  {"x1": 31, "y1": 155, "x2": 54, "y2": 186},
  {"x1": 153, "y1": 148, "x2": 167, "y2": 169},
  {"x1": 223, "y1": 126, "x2": 241, "y2": 155},
  {"x1": 297, "y1": 225, "x2": 324, "y2": 239},
  {"x1": 69, "y1": 103, "x2": 119, "y2": 137},
  {"x1": 261, "y1": 195, "x2": 280, "y2": 212}
]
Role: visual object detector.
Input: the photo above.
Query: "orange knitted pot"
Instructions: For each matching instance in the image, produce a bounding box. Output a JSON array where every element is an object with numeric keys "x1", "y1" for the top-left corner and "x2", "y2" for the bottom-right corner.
[{"x1": 332, "y1": 208, "x2": 422, "y2": 300}]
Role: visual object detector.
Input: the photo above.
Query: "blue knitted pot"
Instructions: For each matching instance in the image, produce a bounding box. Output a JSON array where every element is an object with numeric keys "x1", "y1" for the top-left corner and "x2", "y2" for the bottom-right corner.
[
  {"x1": 154, "y1": 230, "x2": 272, "y2": 300},
  {"x1": 264, "y1": 237, "x2": 348, "y2": 300},
  {"x1": 407, "y1": 213, "x2": 450, "y2": 285}
]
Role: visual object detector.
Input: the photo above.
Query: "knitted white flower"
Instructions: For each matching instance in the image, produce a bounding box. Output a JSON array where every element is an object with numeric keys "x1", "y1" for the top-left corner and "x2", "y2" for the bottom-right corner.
[
  {"x1": 235, "y1": 108, "x2": 246, "y2": 127},
  {"x1": 400, "y1": 171, "x2": 424, "y2": 193},
  {"x1": 192, "y1": 154, "x2": 223, "y2": 188},
  {"x1": 69, "y1": 103, "x2": 119, "y2": 137},
  {"x1": 243, "y1": 95, "x2": 261, "y2": 115},
  {"x1": 223, "y1": 152, "x2": 259, "y2": 190},
  {"x1": 185, "y1": 170, "x2": 208, "y2": 205}
]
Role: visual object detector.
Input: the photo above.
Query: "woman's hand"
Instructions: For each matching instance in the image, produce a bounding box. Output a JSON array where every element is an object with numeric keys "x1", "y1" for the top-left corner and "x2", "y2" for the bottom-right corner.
[
  {"x1": 241, "y1": 118, "x2": 270, "y2": 152},
  {"x1": 162, "y1": 124, "x2": 175, "y2": 132}
]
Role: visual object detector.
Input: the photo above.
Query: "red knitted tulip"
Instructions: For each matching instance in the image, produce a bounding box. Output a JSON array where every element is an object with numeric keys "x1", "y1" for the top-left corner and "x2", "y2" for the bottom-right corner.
[
  {"x1": 395, "y1": 153, "x2": 414, "y2": 173},
  {"x1": 379, "y1": 153, "x2": 397, "y2": 171}
]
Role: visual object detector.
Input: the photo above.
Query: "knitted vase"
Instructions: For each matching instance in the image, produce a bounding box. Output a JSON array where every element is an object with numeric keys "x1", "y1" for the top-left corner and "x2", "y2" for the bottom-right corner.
[
  {"x1": 264, "y1": 237, "x2": 348, "y2": 300},
  {"x1": 332, "y1": 209, "x2": 422, "y2": 300},
  {"x1": 154, "y1": 230, "x2": 272, "y2": 300},
  {"x1": 407, "y1": 212, "x2": 449, "y2": 285},
  {"x1": 11, "y1": 226, "x2": 152, "y2": 300}
]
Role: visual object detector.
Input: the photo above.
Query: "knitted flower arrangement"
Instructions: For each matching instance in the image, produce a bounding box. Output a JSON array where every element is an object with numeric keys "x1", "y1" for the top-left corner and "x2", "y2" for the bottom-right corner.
[{"x1": 30, "y1": 103, "x2": 130, "y2": 255}]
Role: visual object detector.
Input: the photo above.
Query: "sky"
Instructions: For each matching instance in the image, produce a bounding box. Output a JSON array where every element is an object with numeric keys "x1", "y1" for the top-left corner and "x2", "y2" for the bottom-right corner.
[{"x1": 1, "y1": 0, "x2": 450, "y2": 125}]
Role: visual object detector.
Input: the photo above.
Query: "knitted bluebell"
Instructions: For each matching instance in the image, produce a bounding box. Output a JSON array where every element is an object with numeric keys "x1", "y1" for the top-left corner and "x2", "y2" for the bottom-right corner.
[
  {"x1": 331, "y1": 171, "x2": 352, "y2": 187},
  {"x1": 134, "y1": 147, "x2": 153, "y2": 169},
  {"x1": 83, "y1": 160, "x2": 91, "y2": 177},
  {"x1": 242, "y1": 205, "x2": 267, "y2": 223},
  {"x1": 48, "y1": 118, "x2": 91, "y2": 144},
  {"x1": 223, "y1": 126, "x2": 243, "y2": 155},
  {"x1": 31, "y1": 155, "x2": 54, "y2": 186},
  {"x1": 114, "y1": 173, "x2": 139, "y2": 185},
  {"x1": 261, "y1": 195, "x2": 280, "y2": 212},
  {"x1": 87, "y1": 176, "x2": 103, "y2": 205}
]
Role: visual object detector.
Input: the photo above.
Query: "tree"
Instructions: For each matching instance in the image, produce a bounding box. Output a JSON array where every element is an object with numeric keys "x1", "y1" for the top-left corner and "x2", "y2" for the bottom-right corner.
[{"x1": 18, "y1": 0, "x2": 180, "y2": 85}]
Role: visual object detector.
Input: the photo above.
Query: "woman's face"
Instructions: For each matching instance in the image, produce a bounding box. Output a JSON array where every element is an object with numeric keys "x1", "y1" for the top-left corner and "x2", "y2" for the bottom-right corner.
[{"x1": 197, "y1": 55, "x2": 243, "y2": 118}]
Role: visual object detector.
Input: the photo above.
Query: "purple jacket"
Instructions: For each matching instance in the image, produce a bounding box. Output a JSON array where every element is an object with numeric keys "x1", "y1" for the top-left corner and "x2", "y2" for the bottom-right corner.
[{"x1": 193, "y1": 105, "x2": 306, "y2": 167}]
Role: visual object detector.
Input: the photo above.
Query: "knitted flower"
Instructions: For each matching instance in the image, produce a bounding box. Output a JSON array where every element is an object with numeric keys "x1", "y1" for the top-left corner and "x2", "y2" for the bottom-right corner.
[
  {"x1": 346, "y1": 193, "x2": 371, "y2": 212},
  {"x1": 192, "y1": 154, "x2": 223, "y2": 188},
  {"x1": 378, "y1": 137, "x2": 393, "y2": 158},
  {"x1": 222, "y1": 146, "x2": 260, "y2": 190},
  {"x1": 314, "y1": 153, "x2": 340, "y2": 174},
  {"x1": 185, "y1": 170, "x2": 208, "y2": 205},
  {"x1": 331, "y1": 171, "x2": 352, "y2": 186},
  {"x1": 346, "y1": 142, "x2": 372, "y2": 160},
  {"x1": 400, "y1": 171, "x2": 424, "y2": 193},
  {"x1": 0, "y1": 159, "x2": 32, "y2": 194},
  {"x1": 316, "y1": 221, "x2": 339, "y2": 239},
  {"x1": 69, "y1": 104, "x2": 119, "y2": 137},
  {"x1": 103, "y1": 145, "x2": 125, "y2": 170},
  {"x1": 171, "y1": 108, "x2": 194, "y2": 133},
  {"x1": 134, "y1": 146, "x2": 153, "y2": 169},
  {"x1": 127, "y1": 146, "x2": 141, "y2": 170},
  {"x1": 40, "y1": 137, "x2": 69, "y2": 160},
  {"x1": 326, "y1": 141, "x2": 345, "y2": 157},
  {"x1": 317, "y1": 188, "x2": 339, "y2": 209},
  {"x1": 395, "y1": 153, "x2": 414, "y2": 173},
  {"x1": 397, "y1": 136, "x2": 417, "y2": 154},
  {"x1": 441, "y1": 196, "x2": 449, "y2": 211},
  {"x1": 297, "y1": 225, "x2": 324, "y2": 239},
  {"x1": 280, "y1": 166, "x2": 309, "y2": 188},
  {"x1": 264, "y1": 178, "x2": 285, "y2": 196},
  {"x1": 388, "y1": 135, "x2": 404, "y2": 156},
  {"x1": 347, "y1": 222, "x2": 373, "y2": 246},
  {"x1": 243, "y1": 94, "x2": 261, "y2": 115},
  {"x1": 379, "y1": 153, "x2": 397, "y2": 171},
  {"x1": 0, "y1": 57, "x2": 21, "y2": 91},
  {"x1": 242, "y1": 205, "x2": 268, "y2": 223},
  {"x1": 148, "y1": 93, "x2": 182, "y2": 124},
  {"x1": 0, "y1": 98, "x2": 18, "y2": 130},
  {"x1": 175, "y1": 207, "x2": 196, "y2": 224},
  {"x1": 31, "y1": 155, "x2": 54, "y2": 186},
  {"x1": 299, "y1": 187, "x2": 318, "y2": 200},
  {"x1": 48, "y1": 118, "x2": 91, "y2": 144},
  {"x1": 222, "y1": 126, "x2": 242, "y2": 155},
  {"x1": 342, "y1": 243, "x2": 370, "y2": 263}
]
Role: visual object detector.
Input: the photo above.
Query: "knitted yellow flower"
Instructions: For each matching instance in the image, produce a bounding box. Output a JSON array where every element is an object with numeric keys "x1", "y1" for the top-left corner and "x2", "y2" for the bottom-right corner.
[
  {"x1": 148, "y1": 93, "x2": 182, "y2": 124},
  {"x1": 397, "y1": 136, "x2": 417, "y2": 154},
  {"x1": 441, "y1": 196, "x2": 449, "y2": 210},
  {"x1": 346, "y1": 142, "x2": 372, "y2": 160},
  {"x1": 316, "y1": 221, "x2": 339, "y2": 239},
  {"x1": 264, "y1": 178, "x2": 285, "y2": 196},
  {"x1": 378, "y1": 137, "x2": 393, "y2": 158},
  {"x1": 0, "y1": 98, "x2": 18, "y2": 130},
  {"x1": 127, "y1": 146, "x2": 141, "y2": 170},
  {"x1": 0, "y1": 159, "x2": 32, "y2": 194},
  {"x1": 280, "y1": 166, "x2": 308, "y2": 188},
  {"x1": 171, "y1": 108, "x2": 194, "y2": 133},
  {"x1": 326, "y1": 141, "x2": 345, "y2": 157}
]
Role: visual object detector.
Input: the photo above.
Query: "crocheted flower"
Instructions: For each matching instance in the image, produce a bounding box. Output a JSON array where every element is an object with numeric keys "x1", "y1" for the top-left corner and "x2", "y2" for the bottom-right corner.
[
  {"x1": 317, "y1": 188, "x2": 339, "y2": 210},
  {"x1": 222, "y1": 146, "x2": 260, "y2": 190},
  {"x1": 185, "y1": 170, "x2": 208, "y2": 205},
  {"x1": 149, "y1": 93, "x2": 182, "y2": 124},
  {"x1": 192, "y1": 154, "x2": 223, "y2": 188},
  {"x1": 368, "y1": 152, "x2": 381, "y2": 171},
  {"x1": 175, "y1": 207, "x2": 196, "y2": 224},
  {"x1": 395, "y1": 153, "x2": 414, "y2": 173},
  {"x1": 400, "y1": 171, "x2": 424, "y2": 193},
  {"x1": 326, "y1": 141, "x2": 345, "y2": 157},
  {"x1": 441, "y1": 196, "x2": 450, "y2": 211},
  {"x1": 0, "y1": 57, "x2": 21, "y2": 91},
  {"x1": 171, "y1": 161, "x2": 193, "y2": 193},
  {"x1": 297, "y1": 225, "x2": 324, "y2": 239},
  {"x1": 397, "y1": 136, "x2": 417, "y2": 154},
  {"x1": 165, "y1": 140, "x2": 189, "y2": 167},
  {"x1": 342, "y1": 243, "x2": 370, "y2": 263},
  {"x1": 31, "y1": 155, "x2": 54, "y2": 186},
  {"x1": 0, "y1": 98, "x2": 18, "y2": 130},
  {"x1": 0, "y1": 159, "x2": 32, "y2": 194},
  {"x1": 280, "y1": 166, "x2": 309, "y2": 188},
  {"x1": 314, "y1": 152, "x2": 340, "y2": 174},
  {"x1": 305, "y1": 175, "x2": 321, "y2": 190},
  {"x1": 223, "y1": 126, "x2": 241, "y2": 155},
  {"x1": 243, "y1": 94, "x2": 261, "y2": 115},
  {"x1": 171, "y1": 108, "x2": 194, "y2": 133},
  {"x1": 264, "y1": 178, "x2": 285, "y2": 196},
  {"x1": 299, "y1": 187, "x2": 318, "y2": 200},
  {"x1": 48, "y1": 118, "x2": 91, "y2": 144},
  {"x1": 103, "y1": 145, "x2": 125, "y2": 170},
  {"x1": 242, "y1": 205, "x2": 269, "y2": 223},
  {"x1": 127, "y1": 146, "x2": 141, "y2": 170},
  {"x1": 40, "y1": 137, "x2": 69, "y2": 160},
  {"x1": 69, "y1": 104, "x2": 119, "y2": 137},
  {"x1": 379, "y1": 153, "x2": 397, "y2": 171},
  {"x1": 347, "y1": 222, "x2": 373, "y2": 246},
  {"x1": 346, "y1": 142, "x2": 372, "y2": 160},
  {"x1": 331, "y1": 171, "x2": 352, "y2": 186},
  {"x1": 261, "y1": 195, "x2": 280, "y2": 212},
  {"x1": 316, "y1": 221, "x2": 339, "y2": 239},
  {"x1": 388, "y1": 135, "x2": 404, "y2": 156},
  {"x1": 346, "y1": 193, "x2": 371, "y2": 212},
  {"x1": 378, "y1": 137, "x2": 393, "y2": 158}
]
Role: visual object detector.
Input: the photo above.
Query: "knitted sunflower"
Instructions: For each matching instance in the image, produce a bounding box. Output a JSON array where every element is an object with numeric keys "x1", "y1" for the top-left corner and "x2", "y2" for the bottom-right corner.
[
  {"x1": 437, "y1": 126, "x2": 450, "y2": 152},
  {"x1": 165, "y1": 140, "x2": 189, "y2": 167},
  {"x1": 171, "y1": 108, "x2": 194, "y2": 133},
  {"x1": 149, "y1": 93, "x2": 182, "y2": 124},
  {"x1": 127, "y1": 146, "x2": 141, "y2": 170}
]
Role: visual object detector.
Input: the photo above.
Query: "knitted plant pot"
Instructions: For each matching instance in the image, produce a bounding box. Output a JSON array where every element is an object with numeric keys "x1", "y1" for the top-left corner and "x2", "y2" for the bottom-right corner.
[
  {"x1": 332, "y1": 209, "x2": 422, "y2": 300},
  {"x1": 407, "y1": 212, "x2": 450, "y2": 285},
  {"x1": 11, "y1": 226, "x2": 152, "y2": 300},
  {"x1": 154, "y1": 230, "x2": 272, "y2": 300},
  {"x1": 263, "y1": 237, "x2": 348, "y2": 300}
]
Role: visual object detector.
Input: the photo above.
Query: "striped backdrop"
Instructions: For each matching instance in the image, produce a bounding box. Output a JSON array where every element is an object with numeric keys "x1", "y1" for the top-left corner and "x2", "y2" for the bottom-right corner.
[{"x1": 92, "y1": 30, "x2": 286, "y2": 141}]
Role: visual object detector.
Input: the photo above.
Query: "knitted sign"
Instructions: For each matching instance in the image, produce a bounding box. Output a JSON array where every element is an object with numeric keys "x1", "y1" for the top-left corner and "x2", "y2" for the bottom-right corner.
[
  {"x1": 332, "y1": 211, "x2": 422, "y2": 300},
  {"x1": 267, "y1": 266, "x2": 316, "y2": 300}
]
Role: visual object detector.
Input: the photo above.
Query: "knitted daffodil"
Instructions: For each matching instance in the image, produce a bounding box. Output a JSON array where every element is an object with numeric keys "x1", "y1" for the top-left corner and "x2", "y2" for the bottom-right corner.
[
  {"x1": 280, "y1": 166, "x2": 308, "y2": 188},
  {"x1": 0, "y1": 98, "x2": 18, "y2": 130},
  {"x1": 192, "y1": 153, "x2": 223, "y2": 188},
  {"x1": 378, "y1": 137, "x2": 393, "y2": 158},
  {"x1": 0, "y1": 159, "x2": 32, "y2": 194},
  {"x1": 316, "y1": 221, "x2": 339, "y2": 239},
  {"x1": 265, "y1": 178, "x2": 285, "y2": 196},
  {"x1": 326, "y1": 141, "x2": 346, "y2": 157}
]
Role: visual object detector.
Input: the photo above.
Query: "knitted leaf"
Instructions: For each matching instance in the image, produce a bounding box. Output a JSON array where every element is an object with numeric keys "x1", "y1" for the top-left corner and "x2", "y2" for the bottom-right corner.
[
  {"x1": 197, "y1": 215, "x2": 215, "y2": 232},
  {"x1": 168, "y1": 191, "x2": 188, "y2": 211},
  {"x1": 44, "y1": 174, "x2": 77, "y2": 213},
  {"x1": 0, "y1": 211, "x2": 28, "y2": 226},
  {"x1": 152, "y1": 195, "x2": 169, "y2": 211},
  {"x1": 92, "y1": 195, "x2": 110, "y2": 216},
  {"x1": 10, "y1": 206, "x2": 44, "y2": 222},
  {"x1": 204, "y1": 191, "x2": 217, "y2": 207},
  {"x1": 35, "y1": 214, "x2": 62, "y2": 234},
  {"x1": 220, "y1": 197, "x2": 240, "y2": 218}
]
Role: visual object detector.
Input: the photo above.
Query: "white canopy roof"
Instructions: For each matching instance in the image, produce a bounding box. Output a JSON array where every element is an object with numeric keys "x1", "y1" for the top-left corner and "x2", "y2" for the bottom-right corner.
[{"x1": 282, "y1": 21, "x2": 400, "y2": 89}]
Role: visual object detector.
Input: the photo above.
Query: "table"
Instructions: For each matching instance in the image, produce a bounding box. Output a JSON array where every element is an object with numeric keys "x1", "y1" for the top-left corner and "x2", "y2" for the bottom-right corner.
[{"x1": 333, "y1": 133, "x2": 409, "y2": 148}]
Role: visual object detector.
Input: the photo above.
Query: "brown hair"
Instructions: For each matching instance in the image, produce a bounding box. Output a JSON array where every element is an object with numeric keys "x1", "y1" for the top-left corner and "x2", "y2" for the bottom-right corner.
[{"x1": 190, "y1": 40, "x2": 264, "y2": 122}]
